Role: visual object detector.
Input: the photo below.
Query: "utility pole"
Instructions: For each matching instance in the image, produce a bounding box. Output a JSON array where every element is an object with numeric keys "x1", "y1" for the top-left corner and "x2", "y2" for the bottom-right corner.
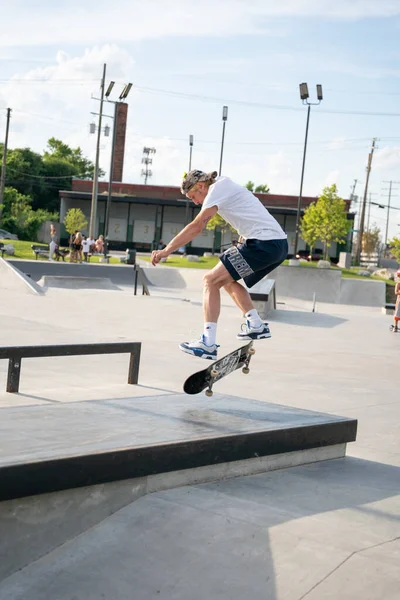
[
  {"x1": 0, "y1": 108, "x2": 12, "y2": 224},
  {"x1": 366, "y1": 192, "x2": 379, "y2": 231},
  {"x1": 382, "y1": 180, "x2": 400, "y2": 256},
  {"x1": 89, "y1": 63, "x2": 106, "y2": 238},
  {"x1": 355, "y1": 138, "x2": 376, "y2": 265}
]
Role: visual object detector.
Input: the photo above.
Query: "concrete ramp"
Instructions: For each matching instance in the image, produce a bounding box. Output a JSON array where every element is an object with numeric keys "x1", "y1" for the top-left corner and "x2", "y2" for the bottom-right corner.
[
  {"x1": 0, "y1": 258, "x2": 44, "y2": 295},
  {"x1": 38, "y1": 276, "x2": 121, "y2": 291},
  {"x1": 140, "y1": 267, "x2": 188, "y2": 290}
]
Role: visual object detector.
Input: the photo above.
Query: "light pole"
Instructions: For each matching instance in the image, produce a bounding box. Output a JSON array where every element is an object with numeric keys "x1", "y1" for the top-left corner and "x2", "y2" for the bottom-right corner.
[
  {"x1": 141, "y1": 147, "x2": 156, "y2": 184},
  {"x1": 293, "y1": 83, "x2": 323, "y2": 258},
  {"x1": 89, "y1": 63, "x2": 106, "y2": 239},
  {"x1": 185, "y1": 134, "x2": 194, "y2": 225},
  {"x1": 219, "y1": 106, "x2": 228, "y2": 175}
]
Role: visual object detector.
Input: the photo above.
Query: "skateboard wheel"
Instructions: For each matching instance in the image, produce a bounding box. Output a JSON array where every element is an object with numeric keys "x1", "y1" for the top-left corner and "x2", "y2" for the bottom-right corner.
[
  {"x1": 248, "y1": 347, "x2": 255, "y2": 355},
  {"x1": 242, "y1": 367, "x2": 250, "y2": 374},
  {"x1": 205, "y1": 389, "x2": 213, "y2": 397},
  {"x1": 210, "y1": 369, "x2": 218, "y2": 377}
]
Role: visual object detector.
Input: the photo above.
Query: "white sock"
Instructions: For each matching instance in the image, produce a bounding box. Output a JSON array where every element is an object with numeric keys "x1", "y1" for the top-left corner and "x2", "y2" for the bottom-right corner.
[
  {"x1": 203, "y1": 322, "x2": 217, "y2": 346},
  {"x1": 245, "y1": 309, "x2": 263, "y2": 329}
]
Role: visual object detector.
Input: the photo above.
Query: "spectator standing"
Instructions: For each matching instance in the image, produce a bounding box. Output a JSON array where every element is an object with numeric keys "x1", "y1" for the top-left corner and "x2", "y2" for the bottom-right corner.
[
  {"x1": 82, "y1": 235, "x2": 91, "y2": 262},
  {"x1": 49, "y1": 224, "x2": 57, "y2": 262},
  {"x1": 69, "y1": 230, "x2": 77, "y2": 263},
  {"x1": 74, "y1": 231, "x2": 83, "y2": 263}
]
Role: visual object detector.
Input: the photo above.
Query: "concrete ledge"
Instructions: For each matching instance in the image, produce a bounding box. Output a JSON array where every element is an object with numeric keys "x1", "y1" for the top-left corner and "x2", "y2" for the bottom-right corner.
[{"x1": 0, "y1": 394, "x2": 357, "y2": 501}]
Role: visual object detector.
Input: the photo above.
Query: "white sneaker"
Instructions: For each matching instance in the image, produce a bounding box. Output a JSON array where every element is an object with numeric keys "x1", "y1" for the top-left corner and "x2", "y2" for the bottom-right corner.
[
  {"x1": 179, "y1": 335, "x2": 219, "y2": 359},
  {"x1": 237, "y1": 321, "x2": 271, "y2": 341}
]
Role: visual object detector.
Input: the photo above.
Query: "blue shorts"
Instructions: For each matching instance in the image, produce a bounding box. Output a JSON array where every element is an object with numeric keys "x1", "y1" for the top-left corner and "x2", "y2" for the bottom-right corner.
[{"x1": 220, "y1": 238, "x2": 288, "y2": 288}]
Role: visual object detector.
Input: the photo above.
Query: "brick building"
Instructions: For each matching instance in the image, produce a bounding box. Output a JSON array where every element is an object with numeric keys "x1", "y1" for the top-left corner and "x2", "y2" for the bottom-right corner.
[{"x1": 59, "y1": 180, "x2": 353, "y2": 257}]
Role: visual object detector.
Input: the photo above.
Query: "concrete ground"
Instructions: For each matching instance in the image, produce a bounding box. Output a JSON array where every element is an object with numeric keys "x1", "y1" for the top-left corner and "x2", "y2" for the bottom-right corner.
[{"x1": 0, "y1": 268, "x2": 399, "y2": 599}]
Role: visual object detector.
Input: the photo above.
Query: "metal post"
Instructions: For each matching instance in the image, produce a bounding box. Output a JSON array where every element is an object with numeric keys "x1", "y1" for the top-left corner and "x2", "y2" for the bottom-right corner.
[
  {"x1": 104, "y1": 100, "x2": 118, "y2": 251},
  {"x1": 219, "y1": 106, "x2": 228, "y2": 176},
  {"x1": 219, "y1": 121, "x2": 226, "y2": 176},
  {"x1": 7, "y1": 357, "x2": 21, "y2": 393},
  {"x1": 89, "y1": 63, "x2": 106, "y2": 238},
  {"x1": 384, "y1": 180, "x2": 392, "y2": 255},
  {"x1": 294, "y1": 104, "x2": 311, "y2": 257},
  {"x1": 185, "y1": 135, "x2": 194, "y2": 225},
  {"x1": 0, "y1": 108, "x2": 12, "y2": 224},
  {"x1": 128, "y1": 345, "x2": 141, "y2": 384}
]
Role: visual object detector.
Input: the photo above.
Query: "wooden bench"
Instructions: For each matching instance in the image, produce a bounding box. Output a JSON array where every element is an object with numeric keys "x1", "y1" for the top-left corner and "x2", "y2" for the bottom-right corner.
[
  {"x1": 0, "y1": 342, "x2": 141, "y2": 393},
  {"x1": 31, "y1": 244, "x2": 49, "y2": 259}
]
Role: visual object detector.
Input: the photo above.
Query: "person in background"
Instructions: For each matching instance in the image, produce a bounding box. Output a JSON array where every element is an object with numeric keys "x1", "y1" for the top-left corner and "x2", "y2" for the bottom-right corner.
[
  {"x1": 49, "y1": 224, "x2": 57, "y2": 261},
  {"x1": 88, "y1": 236, "x2": 96, "y2": 254},
  {"x1": 95, "y1": 235, "x2": 104, "y2": 254},
  {"x1": 74, "y1": 231, "x2": 83, "y2": 263},
  {"x1": 391, "y1": 267, "x2": 400, "y2": 332},
  {"x1": 69, "y1": 230, "x2": 77, "y2": 263},
  {"x1": 82, "y1": 235, "x2": 91, "y2": 262}
]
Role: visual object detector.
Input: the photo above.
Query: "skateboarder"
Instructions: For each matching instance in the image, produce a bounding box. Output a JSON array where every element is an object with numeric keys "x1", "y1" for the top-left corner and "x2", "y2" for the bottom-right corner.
[
  {"x1": 392, "y1": 268, "x2": 400, "y2": 332},
  {"x1": 151, "y1": 170, "x2": 288, "y2": 358}
]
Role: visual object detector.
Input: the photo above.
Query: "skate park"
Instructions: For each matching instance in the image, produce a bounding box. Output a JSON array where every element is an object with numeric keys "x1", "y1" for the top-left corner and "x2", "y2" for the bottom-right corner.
[{"x1": 0, "y1": 257, "x2": 399, "y2": 600}]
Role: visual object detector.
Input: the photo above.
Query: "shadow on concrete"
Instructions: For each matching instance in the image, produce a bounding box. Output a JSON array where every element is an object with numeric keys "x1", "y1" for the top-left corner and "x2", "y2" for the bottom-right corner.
[
  {"x1": 269, "y1": 309, "x2": 347, "y2": 328},
  {"x1": 1, "y1": 457, "x2": 398, "y2": 599}
]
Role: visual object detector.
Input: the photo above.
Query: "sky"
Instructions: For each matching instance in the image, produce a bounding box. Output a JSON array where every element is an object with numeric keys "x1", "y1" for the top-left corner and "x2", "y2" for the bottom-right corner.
[{"x1": 1, "y1": 0, "x2": 400, "y2": 240}]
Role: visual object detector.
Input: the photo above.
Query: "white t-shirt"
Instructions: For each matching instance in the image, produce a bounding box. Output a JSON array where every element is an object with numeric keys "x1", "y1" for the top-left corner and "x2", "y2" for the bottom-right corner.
[
  {"x1": 201, "y1": 176, "x2": 287, "y2": 241},
  {"x1": 82, "y1": 239, "x2": 91, "y2": 253}
]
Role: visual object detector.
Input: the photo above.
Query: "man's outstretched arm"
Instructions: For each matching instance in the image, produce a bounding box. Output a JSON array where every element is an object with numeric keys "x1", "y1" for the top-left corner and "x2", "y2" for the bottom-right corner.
[{"x1": 151, "y1": 206, "x2": 218, "y2": 265}]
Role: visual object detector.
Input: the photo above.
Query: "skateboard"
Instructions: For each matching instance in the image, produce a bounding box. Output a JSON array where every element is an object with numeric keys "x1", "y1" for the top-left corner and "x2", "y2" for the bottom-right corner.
[
  {"x1": 389, "y1": 325, "x2": 399, "y2": 332},
  {"x1": 183, "y1": 341, "x2": 255, "y2": 397}
]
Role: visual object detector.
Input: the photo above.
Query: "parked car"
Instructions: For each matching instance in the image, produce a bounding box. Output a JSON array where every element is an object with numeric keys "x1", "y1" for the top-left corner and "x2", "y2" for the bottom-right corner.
[
  {"x1": 0, "y1": 228, "x2": 18, "y2": 240},
  {"x1": 295, "y1": 248, "x2": 324, "y2": 262}
]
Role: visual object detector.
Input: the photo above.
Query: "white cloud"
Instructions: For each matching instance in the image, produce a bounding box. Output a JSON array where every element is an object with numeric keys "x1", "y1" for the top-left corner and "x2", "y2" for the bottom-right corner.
[
  {"x1": 0, "y1": 45, "x2": 134, "y2": 156},
  {"x1": 373, "y1": 146, "x2": 400, "y2": 171},
  {"x1": 324, "y1": 169, "x2": 340, "y2": 187},
  {"x1": 1, "y1": 0, "x2": 399, "y2": 48}
]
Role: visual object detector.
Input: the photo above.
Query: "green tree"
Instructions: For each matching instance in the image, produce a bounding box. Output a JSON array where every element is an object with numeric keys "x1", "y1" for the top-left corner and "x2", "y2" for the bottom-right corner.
[
  {"x1": 63, "y1": 208, "x2": 88, "y2": 235},
  {"x1": 389, "y1": 237, "x2": 400, "y2": 262},
  {"x1": 0, "y1": 187, "x2": 57, "y2": 240},
  {"x1": 300, "y1": 184, "x2": 350, "y2": 260},
  {"x1": 0, "y1": 138, "x2": 100, "y2": 214},
  {"x1": 362, "y1": 225, "x2": 381, "y2": 255},
  {"x1": 43, "y1": 138, "x2": 99, "y2": 179},
  {"x1": 254, "y1": 184, "x2": 270, "y2": 193},
  {"x1": 300, "y1": 204, "x2": 319, "y2": 254},
  {"x1": 245, "y1": 181, "x2": 270, "y2": 193}
]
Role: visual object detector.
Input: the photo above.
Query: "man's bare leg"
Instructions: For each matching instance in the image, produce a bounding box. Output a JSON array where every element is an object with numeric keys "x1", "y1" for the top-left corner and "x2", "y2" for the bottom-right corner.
[
  {"x1": 223, "y1": 280, "x2": 254, "y2": 315},
  {"x1": 202, "y1": 263, "x2": 234, "y2": 322}
]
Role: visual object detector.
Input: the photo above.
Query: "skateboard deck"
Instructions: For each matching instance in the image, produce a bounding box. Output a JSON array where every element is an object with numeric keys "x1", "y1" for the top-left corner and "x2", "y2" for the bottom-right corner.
[{"x1": 183, "y1": 341, "x2": 255, "y2": 396}]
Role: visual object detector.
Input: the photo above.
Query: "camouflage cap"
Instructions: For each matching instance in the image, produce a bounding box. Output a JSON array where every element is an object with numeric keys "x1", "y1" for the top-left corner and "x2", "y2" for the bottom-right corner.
[{"x1": 180, "y1": 169, "x2": 218, "y2": 194}]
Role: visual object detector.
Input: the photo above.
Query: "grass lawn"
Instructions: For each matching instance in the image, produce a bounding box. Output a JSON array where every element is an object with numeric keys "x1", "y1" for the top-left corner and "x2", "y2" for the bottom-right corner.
[
  {"x1": 0, "y1": 239, "x2": 121, "y2": 264},
  {"x1": 281, "y1": 258, "x2": 395, "y2": 285},
  {"x1": 139, "y1": 254, "x2": 220, "y2": 269}
]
